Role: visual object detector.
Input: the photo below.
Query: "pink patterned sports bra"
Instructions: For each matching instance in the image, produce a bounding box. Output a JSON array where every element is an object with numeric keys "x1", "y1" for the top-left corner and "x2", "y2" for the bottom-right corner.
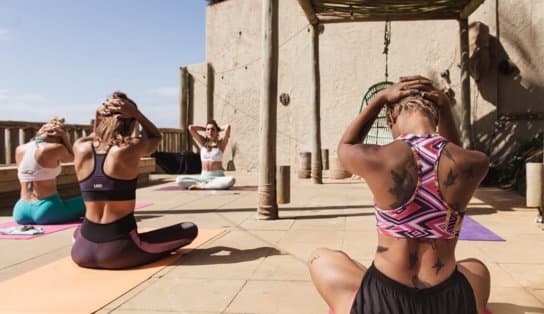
[{"x1": 375, "y1": 134, "x2": 463, "y2": 239}]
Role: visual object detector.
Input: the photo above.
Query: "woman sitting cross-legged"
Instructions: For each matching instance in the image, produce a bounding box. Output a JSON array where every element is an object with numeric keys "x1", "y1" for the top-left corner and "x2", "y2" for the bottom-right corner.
[
  {"x1": 308, "y1": 76, "x2": 491, "y2": 314},
  {"x1": 14, "y1": 116, "x2": 85, "y2": 225},
  {"x1": 71, "y1": 91, "x2": 198, "y2": 269},
  {"x1": 175, "y1": 120, "x2": 235, "y2": 190}
]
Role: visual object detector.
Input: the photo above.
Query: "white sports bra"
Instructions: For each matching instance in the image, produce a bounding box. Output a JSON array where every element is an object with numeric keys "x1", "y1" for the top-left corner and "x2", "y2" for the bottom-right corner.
[
  {"x1": 17, "y1": 141, "x2": 62, "y2": 182},
  {"x1": 200, "y1": 146, "x2": 223, "y2": 162}
]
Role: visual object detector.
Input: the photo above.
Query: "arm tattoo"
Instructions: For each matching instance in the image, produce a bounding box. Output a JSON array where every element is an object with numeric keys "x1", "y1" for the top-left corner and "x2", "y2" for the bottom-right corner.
[
  {"x1": 409, "y1": 252, "x2": 418, "y2": 269},
  {"x1": 443, "y1": 148, "x2": 455, "y2": 163},
  {"x1": 443, "y1": 169, "x2": 457, "y2": 189},
  {"x1": 388, "y1": 169, "x2": 415, "y2": 208},
  {"x1": 376, "y1": 246, "x2": 389, "y2": 253},
  {"x1": 463, "y1": 167, "x2": 475, "y2": 180},
  {"x1": 432, "y1": 258, "x2": 444, "y2": 274}
]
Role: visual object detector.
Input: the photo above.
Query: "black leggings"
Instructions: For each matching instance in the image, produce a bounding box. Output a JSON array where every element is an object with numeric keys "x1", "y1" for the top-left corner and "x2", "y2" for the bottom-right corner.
[
  {"x1": 351, "y1": 263, "x2": 477, "y2": 314},
  {"x1": 71, "y1": 214, "x2": 198, "y2": 269}
]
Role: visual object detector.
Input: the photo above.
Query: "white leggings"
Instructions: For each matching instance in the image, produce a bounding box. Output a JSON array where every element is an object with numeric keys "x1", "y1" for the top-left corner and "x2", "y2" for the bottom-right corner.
[{"x1": 175, "y1": 170, "x2": 235, "y2": 190}]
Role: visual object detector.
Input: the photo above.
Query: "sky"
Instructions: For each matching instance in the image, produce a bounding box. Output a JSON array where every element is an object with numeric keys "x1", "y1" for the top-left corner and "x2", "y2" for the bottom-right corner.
[{"x1": 0, "y1": 0, "x2": 207, "y2": 128}]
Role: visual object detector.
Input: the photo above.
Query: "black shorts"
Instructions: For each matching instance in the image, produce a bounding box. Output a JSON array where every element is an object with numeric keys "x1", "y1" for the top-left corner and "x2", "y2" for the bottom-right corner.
[{"x1": 351, "y1": 263, "x2": 477, "y2": 314}]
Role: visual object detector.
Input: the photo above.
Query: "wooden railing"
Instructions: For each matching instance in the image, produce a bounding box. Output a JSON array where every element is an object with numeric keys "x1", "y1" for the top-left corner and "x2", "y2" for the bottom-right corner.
[{"x1": 0, "y1": 120, "x2": 184, "y2": 166}]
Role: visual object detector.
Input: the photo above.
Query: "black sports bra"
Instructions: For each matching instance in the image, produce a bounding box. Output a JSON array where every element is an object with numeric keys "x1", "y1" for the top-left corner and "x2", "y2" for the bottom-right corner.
[{"x1": 78, "y1": 144, "x2": 137, "y2": 201}]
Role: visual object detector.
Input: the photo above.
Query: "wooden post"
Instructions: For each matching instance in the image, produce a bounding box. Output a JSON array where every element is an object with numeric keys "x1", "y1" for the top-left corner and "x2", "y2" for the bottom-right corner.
[
  {"x1": 310, "y1": 23, "x2": 323, "y2": 184},
  {"x1": 459, "y1": 19, "x2": 472, "y2": 149},
  {"x1": 321, "y1": 148, "x2": 329, "y2": 170},
  {"x1": 257, "y1": 0, "x2": 279, "y2": 219},
  {"x1": 277, "y1": 165, "x2": 290, "y2": 204},
  {"x1": 179, "y1": 66, "x2": 189, "y2": 152},
  {"x1": 207, "y1": 62, "x2": 215, "y2": 122}
]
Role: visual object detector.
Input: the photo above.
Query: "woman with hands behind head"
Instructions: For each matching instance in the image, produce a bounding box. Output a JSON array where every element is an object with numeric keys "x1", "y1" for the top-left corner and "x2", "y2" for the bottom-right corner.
[
  {"x1": 308, "y1": 76, "x2": 491, "y2": 314},
  {"x1": 14, "y1": 116, "x2": 85, "y2": 225},
  {"x1": 71, "y1": 91, "x2": 198, "y2": 269},
  {"x1": 175, "y1": 120, "x2": 235, "y2": 190}
]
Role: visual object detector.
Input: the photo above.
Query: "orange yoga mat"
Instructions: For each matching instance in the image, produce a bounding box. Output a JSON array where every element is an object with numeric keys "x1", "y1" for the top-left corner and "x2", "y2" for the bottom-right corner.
[{"x1": 0, "y1": 228, "x2": 225, "y2": 314}]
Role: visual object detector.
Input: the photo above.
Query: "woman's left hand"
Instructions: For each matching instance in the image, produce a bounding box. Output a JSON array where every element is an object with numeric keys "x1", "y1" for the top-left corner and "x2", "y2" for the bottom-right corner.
[
  {"x1": 418, "y1": 85, "x2": 451, "y2": 110},
  {"x1": 104, "y1": 98, "x2": 139, "y2": 119}
]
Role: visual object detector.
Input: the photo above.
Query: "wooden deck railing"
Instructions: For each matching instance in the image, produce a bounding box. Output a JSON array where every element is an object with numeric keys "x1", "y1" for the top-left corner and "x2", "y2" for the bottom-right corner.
[{"x1": 0, "y1": 120, "x2": 184, "y2": 166}]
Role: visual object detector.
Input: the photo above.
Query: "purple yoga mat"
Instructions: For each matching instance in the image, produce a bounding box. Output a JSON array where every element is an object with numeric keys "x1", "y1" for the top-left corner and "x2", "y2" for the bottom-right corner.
[
  {"x1": 154, "y1": 185, "x2": 257, "y2": 192},
  {"x1": 459, "y1": 215, "x2": 505, "y2": 241}
]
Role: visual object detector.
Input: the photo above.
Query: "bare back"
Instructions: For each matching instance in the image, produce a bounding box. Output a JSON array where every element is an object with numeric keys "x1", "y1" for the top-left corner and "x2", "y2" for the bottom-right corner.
[
  {"x1": 361, "y1": 138, "x2": 489, "y2": 288},
  {"x1": 73, "y1": 136, "x2": 141, "y2": 223}
]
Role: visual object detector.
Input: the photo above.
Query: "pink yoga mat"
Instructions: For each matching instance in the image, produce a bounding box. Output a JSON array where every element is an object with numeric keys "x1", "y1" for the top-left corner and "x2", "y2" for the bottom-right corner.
[
  {"x1": 0, "y1": 220, "x2": 81, "y2": 240},
  {"x1": 0, "y1": 202, "x2": 153, "y2": 240}
]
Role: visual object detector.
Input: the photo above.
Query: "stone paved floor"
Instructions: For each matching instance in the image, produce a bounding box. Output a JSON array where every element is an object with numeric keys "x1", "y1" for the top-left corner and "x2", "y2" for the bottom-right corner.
[{"x1": 1, "y1": 171, "x2": 543, "y2": 313}]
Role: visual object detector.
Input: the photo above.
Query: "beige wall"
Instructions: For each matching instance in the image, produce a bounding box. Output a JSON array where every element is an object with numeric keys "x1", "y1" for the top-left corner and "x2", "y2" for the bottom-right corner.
[{"x1": 188, "y1": 0, "x2": 543, "y2": 171}]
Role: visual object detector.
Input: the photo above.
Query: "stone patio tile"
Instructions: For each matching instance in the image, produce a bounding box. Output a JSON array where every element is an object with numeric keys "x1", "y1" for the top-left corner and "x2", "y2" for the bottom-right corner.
[
  {"x1": 488, "y1": 287, "x2": 544, "y2": 313},
  {"x1": 240, "y1": 217, "x2": 295, "y2": 231},
  {"x1": 288, "y1": 216, "x2": 346, "y2": 230},
  {"x1": 117, "y1": 278, "x2": 246, "y2": 313},
  {"x1": 500, "y1": 263, "x2": 544, "y2": 288},
  {"x1": 251, "y1": 253, "x2": 310, "y2": 281},
  {"x1": 344, "y1": 213, "x2": 377, "y2": 231},
  {"x1": 248, "y1": 230, "x2": 287, "y2": 244},
  {"x1": 225, "y1": 280, "x2": 326, "y2": 314},
  {"x1": 478, "y1": 234, "x2": 544, "y2": 263},
  {"x1": 531, "y1": 289, "x2": 544, "y2": 307}
]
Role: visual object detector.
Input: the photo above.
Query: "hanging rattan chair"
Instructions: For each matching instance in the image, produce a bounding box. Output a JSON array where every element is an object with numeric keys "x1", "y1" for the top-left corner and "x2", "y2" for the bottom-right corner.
[{"x1": 359, "y1": 80, "x2": 394, "y2": 145}]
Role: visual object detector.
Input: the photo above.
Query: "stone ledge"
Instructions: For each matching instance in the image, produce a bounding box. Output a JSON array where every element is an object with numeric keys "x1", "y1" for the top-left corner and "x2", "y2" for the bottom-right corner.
[{"x1": 0, "y1": 158, "x2": 155, "y2": 212}]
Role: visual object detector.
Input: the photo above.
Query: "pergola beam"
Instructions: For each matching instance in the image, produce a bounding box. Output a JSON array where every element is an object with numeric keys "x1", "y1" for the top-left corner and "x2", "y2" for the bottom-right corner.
[
  {"x1": 296, "y1": 0, "x2": 319, "y2": 25},
  {"x1": 460, "y1": 0, "x2": 485, "y2": 19},
  {"x1": 319, "y1": 13, "x2": 457, "y2": 24}
]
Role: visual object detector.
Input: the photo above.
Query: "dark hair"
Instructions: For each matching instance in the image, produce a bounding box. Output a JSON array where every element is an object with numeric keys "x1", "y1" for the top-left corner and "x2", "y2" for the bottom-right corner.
[
  {"x1": 206, "y1": 120, "x2": 221, "y2": 132},
  {"x1": 94, "y1": 91, "x2": 138, "y2": 146}
]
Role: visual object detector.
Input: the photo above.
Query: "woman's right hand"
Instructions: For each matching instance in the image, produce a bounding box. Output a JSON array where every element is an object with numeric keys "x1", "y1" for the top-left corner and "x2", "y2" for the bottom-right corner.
[{"x1": 379, "y1": 75, "x2": 434, "y2": 104}]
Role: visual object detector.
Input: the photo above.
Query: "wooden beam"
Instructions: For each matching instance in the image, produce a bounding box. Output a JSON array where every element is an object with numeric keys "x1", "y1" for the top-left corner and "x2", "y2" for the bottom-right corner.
[
  {"x1": 257, "y1": 0, "x2": 279, "y2": 219},
  {"x1": 206, "y1": 62, "x2": 215, "y2": 122},
  {"x1": 460, "y1": 0, "x2": 485, "y2": 19},
  {"x1": 179, "y1": 66, "x2": 190, "y2": 152},
  {"x1": 458, "y1": 18, "x2": 472, "y2": 149},
  {"x1": 296, "y1": 0, "x2": 319, "y2": 25},
  {"x1": 319, "y1": 12, "x2": 457, "y2": 23},
  {"x1": 310, "y1": 23, "x2": 323, "y2": 184}
]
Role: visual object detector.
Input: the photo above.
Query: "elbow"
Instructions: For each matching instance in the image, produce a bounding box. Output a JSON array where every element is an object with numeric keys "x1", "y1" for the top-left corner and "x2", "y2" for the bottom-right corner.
[{"x1": 337, "y1": 143, "x2": 347, "y2": 165}]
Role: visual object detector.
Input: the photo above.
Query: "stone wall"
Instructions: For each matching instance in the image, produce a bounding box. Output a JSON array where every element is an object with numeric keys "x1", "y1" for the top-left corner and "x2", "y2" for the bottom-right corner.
[{"x1": 186, "y1": 0, "x2": 543, "y2": 171}]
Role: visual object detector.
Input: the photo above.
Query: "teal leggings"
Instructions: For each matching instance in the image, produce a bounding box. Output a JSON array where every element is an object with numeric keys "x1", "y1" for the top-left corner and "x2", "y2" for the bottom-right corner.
[{"x1": 13, "y1": 194, "x2": 85, "y2": 225}]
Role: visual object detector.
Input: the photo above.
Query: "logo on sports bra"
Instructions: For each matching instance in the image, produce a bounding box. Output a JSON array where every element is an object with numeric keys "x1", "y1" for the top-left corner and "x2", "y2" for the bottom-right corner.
[{"x1": 93, "y1": 183, "x2": 103, "y2": 189}]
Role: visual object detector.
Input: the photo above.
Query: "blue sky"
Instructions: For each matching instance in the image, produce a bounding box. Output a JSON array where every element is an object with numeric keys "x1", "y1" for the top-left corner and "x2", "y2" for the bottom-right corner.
[{"x1": 0, "y1": 0, "x2": 207, "y2": 127}]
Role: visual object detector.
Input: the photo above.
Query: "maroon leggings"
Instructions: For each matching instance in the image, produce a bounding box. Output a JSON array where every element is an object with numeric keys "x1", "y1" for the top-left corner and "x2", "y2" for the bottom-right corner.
[{"x1": 71, "y1": 213, "x2": 198, "y2": 269}]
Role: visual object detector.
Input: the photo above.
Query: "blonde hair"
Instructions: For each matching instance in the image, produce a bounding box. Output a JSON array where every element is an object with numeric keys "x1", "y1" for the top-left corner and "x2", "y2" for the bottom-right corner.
[
  {"x1": 386, "y1": 96, "x2": 439, "y2": 126},
  {"x1": 48, "y1": 116, "x2": 65, "y2": 127},
  {"x1": 94, "y1": 91, "x2": 137, "y2": 147}
]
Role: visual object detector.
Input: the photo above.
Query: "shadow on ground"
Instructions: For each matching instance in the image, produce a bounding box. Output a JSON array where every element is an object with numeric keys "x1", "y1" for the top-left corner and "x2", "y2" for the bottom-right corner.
[{"x1": 175, "y1": 246, "x2": 282, "y2": 265}]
